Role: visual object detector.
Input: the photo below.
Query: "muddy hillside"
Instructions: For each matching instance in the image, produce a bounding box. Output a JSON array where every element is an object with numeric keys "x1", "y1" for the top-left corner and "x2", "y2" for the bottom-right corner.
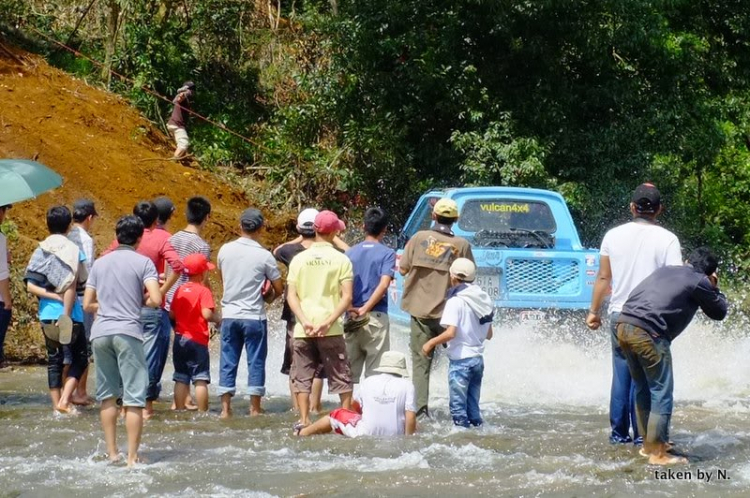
[{"x1": 0, "y1": 43, "x2": 288, "y2": 361}]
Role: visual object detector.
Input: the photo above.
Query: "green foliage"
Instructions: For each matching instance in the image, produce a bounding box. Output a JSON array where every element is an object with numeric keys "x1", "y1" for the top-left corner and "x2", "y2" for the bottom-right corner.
[{"x1": 3, "y1": 0, "x2": 750, "y2": 263}]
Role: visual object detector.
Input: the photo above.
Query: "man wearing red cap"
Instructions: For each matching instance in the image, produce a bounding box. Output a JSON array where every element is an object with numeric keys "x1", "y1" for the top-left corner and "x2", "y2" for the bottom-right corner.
[
  {"x1": 286, "y1": 210, "x2": 355, "y2": 430},
  {"x1": 587, "y1": 183, "x2": 682, "y2": 446}
]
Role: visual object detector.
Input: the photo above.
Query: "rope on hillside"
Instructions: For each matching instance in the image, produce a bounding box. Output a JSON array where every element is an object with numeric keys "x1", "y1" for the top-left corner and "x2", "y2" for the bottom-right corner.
[{"x1": 24, "y1": 26, "x2": 269, "y2": 152}]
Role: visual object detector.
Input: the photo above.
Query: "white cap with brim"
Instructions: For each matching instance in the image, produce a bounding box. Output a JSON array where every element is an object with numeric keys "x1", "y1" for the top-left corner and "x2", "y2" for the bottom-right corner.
[
  {"x1": 373, "y1": 351, "x2": 409, "y2": 378},
  {"x1": 297, "y1": 208, "x2": 319, "y2": 228}
]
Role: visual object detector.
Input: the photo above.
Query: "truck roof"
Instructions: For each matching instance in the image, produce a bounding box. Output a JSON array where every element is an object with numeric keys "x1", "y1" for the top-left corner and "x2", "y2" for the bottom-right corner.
[{"x1": 424, "y1": 186, "x2": 567, "y2": 203}]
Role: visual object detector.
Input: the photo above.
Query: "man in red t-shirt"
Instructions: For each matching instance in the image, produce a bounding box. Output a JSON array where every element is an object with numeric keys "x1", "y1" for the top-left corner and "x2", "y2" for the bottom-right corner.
[{"x1": 170, "y1": 253, "x2": 220, "y2": 411}]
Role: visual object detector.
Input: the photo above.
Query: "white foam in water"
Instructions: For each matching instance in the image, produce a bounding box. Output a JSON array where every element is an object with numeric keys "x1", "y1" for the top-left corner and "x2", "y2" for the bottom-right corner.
[
  {"x1": 164, "y1": 307, "x2": 750, "y2": 412},
  {"x1": 417, "y1": 315, "x2": 750, "y2": 410}
]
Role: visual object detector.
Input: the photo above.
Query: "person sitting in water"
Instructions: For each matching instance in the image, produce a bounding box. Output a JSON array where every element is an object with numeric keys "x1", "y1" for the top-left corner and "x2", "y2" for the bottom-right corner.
[
  {"x1": 616, "y1": 247, "x2": 727, "y2": 466},
  {"x1": 422, "y1": 258, "x2": 493, "y2": 427},
  {"x1": 296, "y1": 351, "x2": 417, "y2": 437}
]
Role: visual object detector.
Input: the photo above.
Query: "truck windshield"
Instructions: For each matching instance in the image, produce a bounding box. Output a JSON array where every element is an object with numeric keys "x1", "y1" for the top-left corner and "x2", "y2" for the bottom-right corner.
[{"x1": 458, "y1": 200, "x2": 556, "y2": 248}]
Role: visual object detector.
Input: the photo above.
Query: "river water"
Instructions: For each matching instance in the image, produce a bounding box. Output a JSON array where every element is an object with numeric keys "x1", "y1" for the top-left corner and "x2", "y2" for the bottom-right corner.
[{"x1": 1, "y1": 313, "x2": 749, "y2": 497}]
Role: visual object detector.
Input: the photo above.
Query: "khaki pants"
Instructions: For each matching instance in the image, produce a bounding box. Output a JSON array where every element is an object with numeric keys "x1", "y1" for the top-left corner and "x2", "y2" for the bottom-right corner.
[
  {"x1": 345, "y1": 311, "x2": 390, "y2": 383},
  {"x1": 409, "y1": 316, "x2": 444, "y2": 412},
  {"x1": 167, "y1": 124, "x2": 189, "y2": 150}
]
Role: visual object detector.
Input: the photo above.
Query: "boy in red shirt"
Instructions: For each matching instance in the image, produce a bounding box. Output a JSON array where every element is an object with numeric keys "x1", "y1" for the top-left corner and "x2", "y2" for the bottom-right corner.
[{"x1": 170, "y1": 254, "x2": 220, "y2": 411}]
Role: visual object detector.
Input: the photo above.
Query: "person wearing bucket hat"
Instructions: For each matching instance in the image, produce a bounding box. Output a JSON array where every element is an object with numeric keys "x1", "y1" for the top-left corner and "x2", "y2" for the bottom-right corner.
[
  {"x1": 586, "y1": 182, "x2": 682, "y2": 446},
  {"x1": 217, "y1": 207, "x2": 284, "y2": 419},
  {"x1": 297, "y1": 351, "x2": 417, "y2": 437},
  {"x1": 423, "y1": 258, "x2": 494, "y2": 428},
  {"x1": 170, "y1": 253, "x2": 220, "y2": 412},
  {"x1": 398, "y1": 196, "x2": 473, "y2": 419}
]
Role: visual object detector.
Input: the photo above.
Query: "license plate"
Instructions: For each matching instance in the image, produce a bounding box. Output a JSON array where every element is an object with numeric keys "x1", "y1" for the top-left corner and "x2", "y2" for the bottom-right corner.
[
  {"x1": 475, "y1": 272, "x2": 501, "y2": 300},
  {"x1": 520, "y1": 310, "x2": 546, "y2": 322}
]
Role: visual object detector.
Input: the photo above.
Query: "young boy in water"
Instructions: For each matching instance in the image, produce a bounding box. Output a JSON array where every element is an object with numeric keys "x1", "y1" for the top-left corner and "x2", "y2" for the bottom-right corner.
[
  {"x1": 170, "y1": 253, "x2": 220, "y2": 412},
  {"x1": 422, "y1": 258, "x2": 493, "y2": 427}
]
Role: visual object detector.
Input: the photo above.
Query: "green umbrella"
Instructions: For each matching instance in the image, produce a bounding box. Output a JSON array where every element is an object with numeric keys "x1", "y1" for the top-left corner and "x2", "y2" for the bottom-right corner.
[{"x1": 0, "y1": 159, "x2": 63, "y2": 205}]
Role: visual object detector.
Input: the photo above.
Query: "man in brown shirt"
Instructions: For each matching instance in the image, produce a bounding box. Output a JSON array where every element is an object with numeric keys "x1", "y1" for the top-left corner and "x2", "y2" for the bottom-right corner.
[{"x1": 399, "y1": 198, "x2": 473, "y2": 418}]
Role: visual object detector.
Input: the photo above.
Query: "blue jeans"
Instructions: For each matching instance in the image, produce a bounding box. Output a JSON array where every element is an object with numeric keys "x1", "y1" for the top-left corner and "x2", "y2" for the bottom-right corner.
[
  {"x1": 0, "y1": 308, "x2": 11, "y2": 362},
  {"x1": 609, "y1": 312, "x2": 640, "y2": 444},
  {"x1": 448, "y1": 356, "x2": 484, "y2": 427},
  {"x1": 142, "y1": 306, "x2": 170, "y2": 401},
  {"x1": 617, "y1": 323, "x2": 673, "y2": 446},
  {"x1": 219, "y1": 318, "x2": 268, "y2": 397}
]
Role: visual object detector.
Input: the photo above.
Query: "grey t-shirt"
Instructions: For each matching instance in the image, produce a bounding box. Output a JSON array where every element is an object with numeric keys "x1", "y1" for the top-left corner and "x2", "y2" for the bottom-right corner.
[
  {"x1": 217, "y1": 237, "x2": 281, "y2": 320},
  {"x1": 87, "y1": 246, "x2": 159, "y2": 341}
]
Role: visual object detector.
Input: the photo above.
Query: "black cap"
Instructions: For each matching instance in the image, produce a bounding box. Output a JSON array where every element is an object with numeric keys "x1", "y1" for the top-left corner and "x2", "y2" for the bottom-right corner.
[
  {"x1": 241, "y1": 208, "x2": 264, "y2": 232},
  {"x1": 631, "y1": 183, "x2": 661, "y2": 214},
  {"x1": 73, "y1": 199, "x2": 97, "y2": 218},
  {"x1": 153, "y1": 196, "x2": 175, "y2": 222}
]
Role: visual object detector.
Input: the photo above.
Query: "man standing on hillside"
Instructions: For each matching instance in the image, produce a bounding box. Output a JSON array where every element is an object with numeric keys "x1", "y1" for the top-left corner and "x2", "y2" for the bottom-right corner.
[
  {"x1": 217, "y1": 208, "x2": 283, "y2": 418},
  {"x1": 399, "y1": 198, "x2": 473, "y2": 419},
  {"x1": 0, "y1": 204, "x2": 12, "y2": 369},
  {"x1": 167, "y1": 81, "x2": 195, "y2": 159},
  {"x1": 587, "y1": 183, "x2": 682, "y2": 445},
  {"x1": 287, "y1": 210, "x2": 355, "y2": 431}
]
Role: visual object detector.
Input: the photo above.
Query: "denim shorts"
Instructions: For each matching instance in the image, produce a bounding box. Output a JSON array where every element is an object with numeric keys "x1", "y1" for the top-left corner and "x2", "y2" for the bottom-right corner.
[{"x1": 173, "y1": 334, "x2": 211, "y2": 385}]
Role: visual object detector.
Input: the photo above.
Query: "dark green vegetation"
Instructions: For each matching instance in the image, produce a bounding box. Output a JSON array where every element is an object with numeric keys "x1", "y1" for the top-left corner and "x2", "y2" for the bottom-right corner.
[{"x1": 2, "y1": 1, "x2": 750, "y2": 264}]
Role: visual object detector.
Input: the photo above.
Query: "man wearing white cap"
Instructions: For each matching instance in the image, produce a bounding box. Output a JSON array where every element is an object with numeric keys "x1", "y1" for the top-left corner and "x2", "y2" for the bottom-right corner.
[
  {"x1": 296, "y1": 351, "x2": 417, "y2": 437},
  {"x1": 274, "y1": 208, "x2": 326, "y2": 412}
]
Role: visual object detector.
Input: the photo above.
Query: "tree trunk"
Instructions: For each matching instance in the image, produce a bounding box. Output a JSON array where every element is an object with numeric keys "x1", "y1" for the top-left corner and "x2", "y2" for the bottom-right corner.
[{"x1": 102, "y1": 0, "x2": 121, "y2": 87}]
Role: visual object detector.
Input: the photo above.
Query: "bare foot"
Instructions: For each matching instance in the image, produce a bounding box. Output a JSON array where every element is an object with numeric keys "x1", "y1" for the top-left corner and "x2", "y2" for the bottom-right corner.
[
  {"x1": 108, "y1": 453, "x2": 123, "y2": 464},
  {"x1": 250, "y1": 408, "x2": 266, "y2": 417},
  {"x1": 127, "y1": 454, "x2": 148, "y2": 468},
  {"x1": 55, "y1": 403, "x2": 79, "y2": 415},
  {"x1": 220, "y1": 410, "x2": 232, "y2": 420},
  {"x1": 143, "y1": 408, "x2": 154, "y2": 420},
  {"x1": 649, "y1": 454, "x2": 688, "y2": 465},
  {"x1": 185, "y1": 402, "x2": 198, "y2": 411},
  {"x1": 71, "y1": 394, "x2": 94, "y2": 406}
]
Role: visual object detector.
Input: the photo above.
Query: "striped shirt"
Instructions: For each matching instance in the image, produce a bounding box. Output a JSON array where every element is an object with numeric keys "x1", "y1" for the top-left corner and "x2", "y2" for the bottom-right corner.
[{"x1": 165, "y1": 230, "x2": 211, "y2": 310}]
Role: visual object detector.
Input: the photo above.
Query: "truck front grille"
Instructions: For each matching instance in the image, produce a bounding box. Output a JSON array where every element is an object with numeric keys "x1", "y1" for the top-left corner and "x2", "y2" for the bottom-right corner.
[{"x1": 506, "y1": 259, "x2": 580, "y2": 295}]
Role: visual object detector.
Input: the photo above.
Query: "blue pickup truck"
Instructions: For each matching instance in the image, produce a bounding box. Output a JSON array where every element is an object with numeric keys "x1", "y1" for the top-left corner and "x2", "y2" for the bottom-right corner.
[{"x1": 387, "y1": 187, "x2": 600, "y2": 323}]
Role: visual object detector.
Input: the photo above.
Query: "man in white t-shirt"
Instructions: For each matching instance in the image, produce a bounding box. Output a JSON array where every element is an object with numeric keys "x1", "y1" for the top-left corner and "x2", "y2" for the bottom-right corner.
[
  {"x1": 296, "y1": 351, "x2": 417, "y2": 437},
  {"x1": 586, "y1": 183, "x2": 682, "y2": 445}
]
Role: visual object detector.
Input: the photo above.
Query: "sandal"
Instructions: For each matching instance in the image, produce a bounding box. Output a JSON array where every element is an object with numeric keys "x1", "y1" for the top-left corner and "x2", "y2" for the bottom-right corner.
[{"x1": 293, "y1": 422, "x2": 307, "y2": 436}]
